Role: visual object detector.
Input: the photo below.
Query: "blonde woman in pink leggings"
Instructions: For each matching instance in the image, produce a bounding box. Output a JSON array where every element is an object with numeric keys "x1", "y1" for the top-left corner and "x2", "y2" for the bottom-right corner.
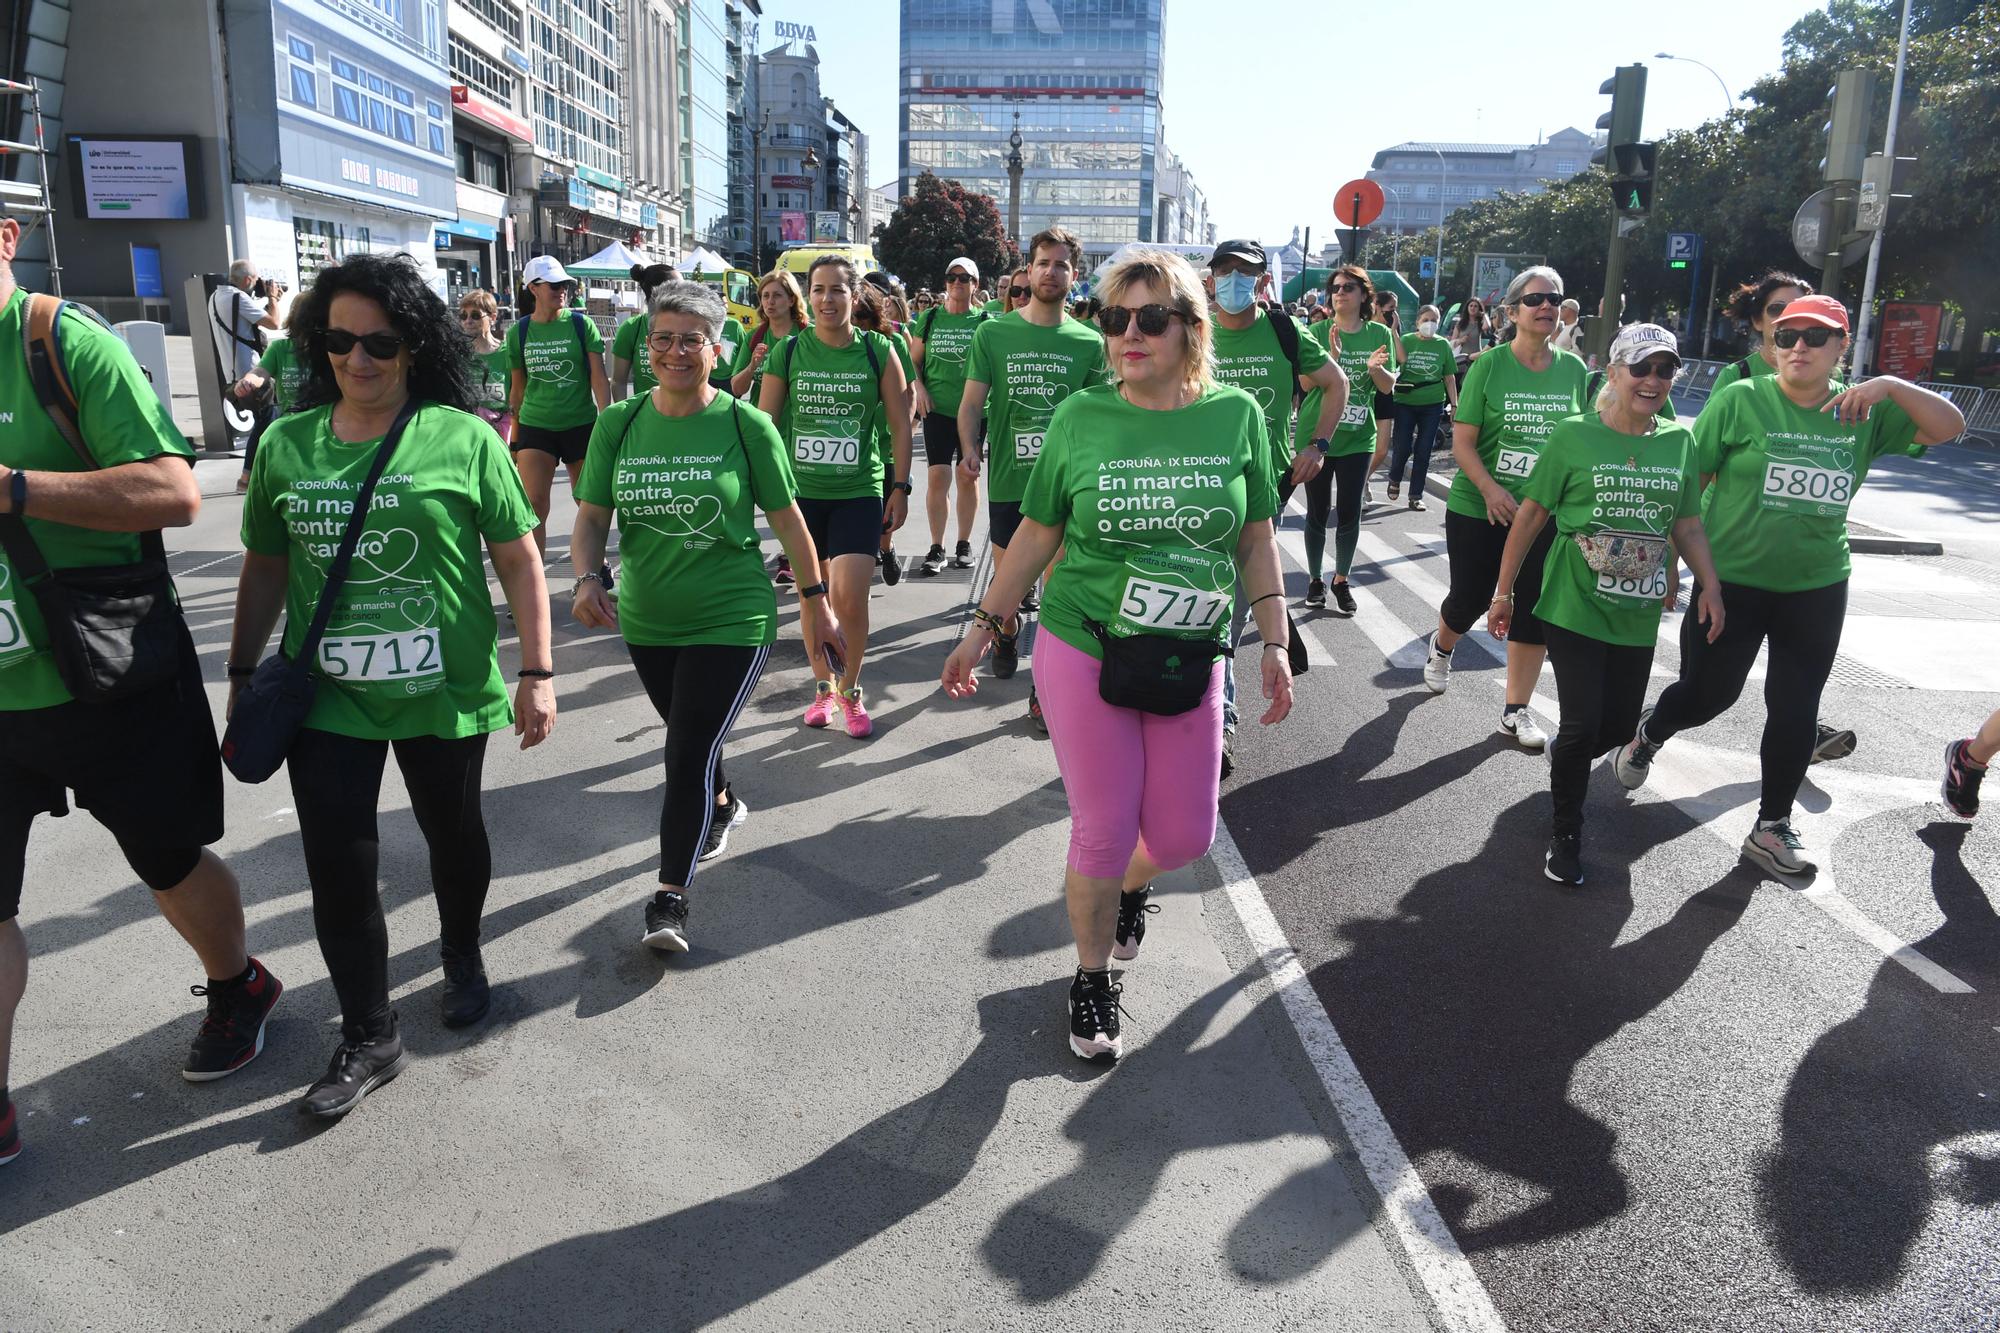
[{"x1": 941, "y1": 249, "x2": 1294, "y2": 1063}]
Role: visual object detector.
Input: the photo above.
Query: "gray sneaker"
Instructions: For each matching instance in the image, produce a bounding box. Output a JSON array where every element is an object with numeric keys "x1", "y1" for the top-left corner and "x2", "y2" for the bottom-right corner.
[
  {"x1": 1422, "y1": 633, "x2": 1451, "y2": 694},
  {"x1": 1742, "y1": 819, "x2": 1815, "y2": 877},
  {"x1": 1499, "y1": 709, "x2": 1548, "y2": 751},
  {"x1": 1615, "y1": 707, "x2": 1660, "y2": 790}
]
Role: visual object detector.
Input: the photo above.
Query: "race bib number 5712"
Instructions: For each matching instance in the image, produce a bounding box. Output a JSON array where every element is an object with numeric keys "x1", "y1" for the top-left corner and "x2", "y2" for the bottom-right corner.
[
  {"x1": 318, "y1": 630, "x2": 442, "y2": 684},
  {"x1": 1119, "y1": 577, "x2": 1226, "y2": 632}
]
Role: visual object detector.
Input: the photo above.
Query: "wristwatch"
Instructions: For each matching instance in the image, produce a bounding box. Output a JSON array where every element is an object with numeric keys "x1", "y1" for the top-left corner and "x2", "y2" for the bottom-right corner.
[
  {"x1": 797, "y1": 581, "x2": 829, "y2": 600},
  {"x1": 891, "y1": 479, "x2": 913, "y2": 495},
  {"x1": 1310, "y1": 437, "x2": 1332, "y2": 456},
  {"x1": 6, "y1": 468, "x2": 24, "y2": 515}
]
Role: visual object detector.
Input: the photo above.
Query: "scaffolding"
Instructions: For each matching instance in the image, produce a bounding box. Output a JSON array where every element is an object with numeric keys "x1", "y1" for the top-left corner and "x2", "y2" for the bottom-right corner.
[{"x1": 0, "y1": 76, "x2": 60, "y2": 295}]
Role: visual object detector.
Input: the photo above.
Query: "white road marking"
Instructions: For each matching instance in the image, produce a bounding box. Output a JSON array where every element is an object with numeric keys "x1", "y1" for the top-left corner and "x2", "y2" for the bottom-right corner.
[
  {"x1": 1210, "y1": 824, "x2": 1508, "y2": 1333},
  {"x1": 1273, "y1": 525, "x2": 1415, "y2": 669}
]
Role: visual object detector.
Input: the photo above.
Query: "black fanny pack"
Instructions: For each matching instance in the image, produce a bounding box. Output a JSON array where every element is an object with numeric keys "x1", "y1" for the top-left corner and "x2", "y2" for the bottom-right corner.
[
  {"x1": 1084, "y1": 618, "x2": 1224, "y2": 716},
  {"x1": 0, "y1": 519, "x2": 181, "y2": 702}
]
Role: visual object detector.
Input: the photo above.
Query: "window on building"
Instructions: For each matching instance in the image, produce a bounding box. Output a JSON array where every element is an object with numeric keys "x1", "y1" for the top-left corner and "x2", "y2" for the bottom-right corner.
[
  {"x1": 393, "y1": 109, "x2": 417, "y2": 144},
  {"x1": 1556, "y1": 158, "x2": 1578, "y2": 175},
  {"x1": 290, "y1": 64, "x2": 316, "y2": 108},
  {"x1": 359, "y1": 0, "x2": 402, "y2": 20},
  {"x1": 422, "y1": 1, "x2": 440, "y2": 54},
  {"x1": 287, "y1": 36, "x2": 313, "y2": 62},
  {"x1": 334, "y1": 82, "x2": 363, "y2": 125},
  {"x1": 429, "y1": 123, "x2": 448, "y2": 155}
]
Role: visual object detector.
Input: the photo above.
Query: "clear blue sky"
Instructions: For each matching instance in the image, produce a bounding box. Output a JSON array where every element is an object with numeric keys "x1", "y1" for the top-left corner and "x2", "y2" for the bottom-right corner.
[{"x1": 801, "y1": 0, "x2": 1827, "y2": 246}]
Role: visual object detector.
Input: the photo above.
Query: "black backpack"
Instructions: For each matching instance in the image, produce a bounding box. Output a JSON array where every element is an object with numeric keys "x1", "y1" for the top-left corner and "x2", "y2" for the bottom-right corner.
[
  {"x1": 779, "y1": 328, "x2": 883, "y2": 385},
  {"x1": 512, "y1": 310, "x2": 595, "y2": 373},
  {"x1": 1266, "y1": 310, "x2": 1305, "y2": 409}
]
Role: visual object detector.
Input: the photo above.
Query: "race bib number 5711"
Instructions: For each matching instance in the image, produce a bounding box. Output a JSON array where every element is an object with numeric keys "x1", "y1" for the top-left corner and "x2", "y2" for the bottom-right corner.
[{"x1": 1119, "y1": 577, "x2": 1226, "y2": 632}]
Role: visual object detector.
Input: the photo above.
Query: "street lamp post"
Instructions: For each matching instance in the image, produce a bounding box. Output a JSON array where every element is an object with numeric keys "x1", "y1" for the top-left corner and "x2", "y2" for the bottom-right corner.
[
  {"x1": 752, "y1": 110, "x2": 769, "y2": 276},
  {"x1": 1654, "y1": 52, "x2": 1735, "y2": 119},
  {"x1": 1656, "y1": 53, "x2": 1738, "y2": 356},
  {"x1": 1006, "y1": 110, "x2": 1025, "y2": 255},
  {"x1": 1427, "y1": 146, "x2": 1446, "y2": 304}
]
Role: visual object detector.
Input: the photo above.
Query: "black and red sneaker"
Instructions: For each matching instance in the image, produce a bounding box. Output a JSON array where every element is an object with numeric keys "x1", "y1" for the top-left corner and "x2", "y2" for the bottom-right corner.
[
  {"x1": 183, "y1": 958, "x2": 283, "y2": 1083},
  {"x1": 0, "y1": 1098, "x2": 20, "y2": 1166}
]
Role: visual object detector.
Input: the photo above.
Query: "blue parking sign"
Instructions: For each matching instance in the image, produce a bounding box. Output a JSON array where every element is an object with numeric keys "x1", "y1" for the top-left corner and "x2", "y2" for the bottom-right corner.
[
  {"x1": 1666, "y1": 232, "x2": 1701, "y2": 263},
  {"x1": 1419, "y1": 256, "x2": 1436, "y2": 278}
]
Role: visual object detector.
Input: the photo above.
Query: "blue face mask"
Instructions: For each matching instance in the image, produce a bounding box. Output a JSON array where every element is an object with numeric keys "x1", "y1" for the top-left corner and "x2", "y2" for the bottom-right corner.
[{"x1": 1213, "y1": 271, "x2": 1259, "y2": 315}]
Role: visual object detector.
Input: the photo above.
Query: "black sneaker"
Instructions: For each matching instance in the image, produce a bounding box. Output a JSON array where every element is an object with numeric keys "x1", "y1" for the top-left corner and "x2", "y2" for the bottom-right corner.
[
  {"x1": 1544, "y1": 834, "x2": 1585, "y2": 885},
  {"x1": 920, "y1": 544, "x2": 947, "y2": 576},
  {"x1": 183, "y1": 959, "x2": 283, "y2": 1083},
  {"x1": 1306, "y1": 578, "x2": 1326, "y2": 608},
  {"x1": 642, "y1": 891, "x2": 691, "y2": 953},
  {"x1": 1942, "y1": 739, "x2": 1985, "y2": 818},
  {"x1": 1027, "y1": 689, "x2": 1047, "y2": 736},
  {"x1": 992, "y1": 630, "x2": 1019, "y2": 679},
  {"x1": 1220, "y1": 728, "x2": 1235, "y2": 779},
  {"x1": 439, "y1": 944, "x2": 490, "y2": 1028},
  {"x1": 880, "y1": 547, "x2": 901, "y2": 586},
  {"x1": 951, "y1": 540, "x2": 974, "y2": 569},
  {"x1": 1330, "y1": 581, "x2": 1357, "y2": 617},
  {"x1": 299, "y1": 1023, "x2": 407, "y2": 1118},
  {"x1": 599, "y1": 562, "x2": 615, "y2": 594},
  {"x1": 0, "y1": 1098, "x2": 20, "y2": 1166},
  {"x1": 1111, "y1": 884, "x2": 1161, "y2": 962},
  {"x1": 700, "y1": 790, "x2": 750, "y2": 861},
  {"x1": 1020, "y1": 586, "x2": 1040, "y2": 614},
  {"x1": 1067, "y1": 967, "x2": 1129, "y2": 1062},
  {"x1": 1811, "y1": 722, "x2": 1857, "y2": 765}
]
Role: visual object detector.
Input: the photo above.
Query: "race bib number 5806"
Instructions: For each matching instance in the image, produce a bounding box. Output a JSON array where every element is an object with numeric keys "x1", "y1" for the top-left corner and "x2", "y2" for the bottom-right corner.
[
  {"x1": 1119, "y1": 577, "x2": 1226, "y2": 632},
  {"x1": 1596, "y1": 567, "x2": 1669, "y2": 601}
]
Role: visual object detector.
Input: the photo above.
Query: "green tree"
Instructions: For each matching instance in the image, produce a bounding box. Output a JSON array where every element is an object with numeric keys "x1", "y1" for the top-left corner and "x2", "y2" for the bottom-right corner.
[{"x1": 875, "y1": 173, "x2": 1020, "y2": 293}]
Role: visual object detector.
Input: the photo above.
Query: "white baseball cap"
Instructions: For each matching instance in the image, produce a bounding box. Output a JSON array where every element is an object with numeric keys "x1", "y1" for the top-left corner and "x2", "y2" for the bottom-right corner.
[
  {"x1": 946, "y1": 256, "x2": 979, "y2": 280},
  {"x1": 1607, "y1": 323, "x2": 1681, "y2": 367},
  {"x1": 522, "y1": 255, "x2": 572, "y2": 287}
]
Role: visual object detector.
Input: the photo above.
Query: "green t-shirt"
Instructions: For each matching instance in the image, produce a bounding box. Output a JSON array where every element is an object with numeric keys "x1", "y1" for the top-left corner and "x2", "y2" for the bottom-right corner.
[
  {"x1": 612, "y1": 313, "x2": 656, "y2": 396},
  {"x1": 1298, "y1": 320, "x2": 1394, "y2": 458},
  {"x1": 1709, "y1": 353, "x2": 1774, "y2": 400},
  {"x1": 475, "y1": 345, "x2": 511, "y2": 414},
  {"x1": 257, "y1": 338, "x2": 308, "y2": 412},
  {"x1": 965, "y1": 313, "x2": 1108, "y2": 504},
  {"x1": 714, "y1": 318, "x2": 745, "y2": 388},
  {"x1": 1445, "y1": 343, "x2": 1591, "y2": 518},
  {"x1": 506, "y1": 313, "x2": 604, "y2": 430},
  {"x1": 982, "y1": 299, "x2": 1006, "y2": 314},
  {"x1": 1210, "y1": 312, "x2": 1330, "y2": 484},
  {"x1": 769, "y1": 326, "x2": 896, "y2": 501},
  {"x1": 874, "y1": 331, "x2": 915, "y2": 471},
  {"x1": 1694, "y1": 375, "x2": 1922, "y2": 594},
  {"x1": 0, "y1": 290, "x2": 194, "y2": 711},
  {"x1": 1393, "y1": 332, "x2": 1456, "y2": 408},
  {"x1": 1523, "y1": 414, "x2": 1700, "y2": 647},
  {"x1": 913, "y1": 306, "x2": 990, "y2": 417},
  {"x1": 729, "y1": 322, "x2": 786, "y2": 405},
  {"x1": 1021, "y1": 383, "x2": 1277, "y2": 662},
  {"x1": 240, "y1": 403, "x2": 538, "y2": 740},
  {"x1": 575, "y1": 393, "x2": 796, "y2": 647}
]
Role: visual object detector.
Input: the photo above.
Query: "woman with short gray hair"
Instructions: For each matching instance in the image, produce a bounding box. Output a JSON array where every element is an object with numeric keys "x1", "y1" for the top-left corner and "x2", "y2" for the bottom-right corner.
[{"x1": 570, "y1": 281, "x2": 836, "y2": 954}]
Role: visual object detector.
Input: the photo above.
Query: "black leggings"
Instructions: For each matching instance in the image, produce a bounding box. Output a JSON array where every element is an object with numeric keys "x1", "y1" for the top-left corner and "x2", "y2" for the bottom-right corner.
[
  {"x1": 627, "y1": 641, "x2": 769, "y2": 888},
  {"x1": 1646, "y1": 579, "x2": 1847, "y2": 823},
  {"x1": 1544, "y1": 624, "x2": 1656, "y2": 837},
  {"x1": 289, "y1": 728, "x2": 492, "y2": 1036},
  {"x1": 1301, "y1": 451, "x2": 1371, "y2": 579},
  {"x1": 1440, "y1": 507, "x2": 1552, "y2": 647}
]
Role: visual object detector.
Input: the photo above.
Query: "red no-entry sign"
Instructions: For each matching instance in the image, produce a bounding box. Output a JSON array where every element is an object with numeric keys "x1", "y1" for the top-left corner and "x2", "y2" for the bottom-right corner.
[{"x1": 1334, "y1": 179, "x2": 1386, "y2": 227}]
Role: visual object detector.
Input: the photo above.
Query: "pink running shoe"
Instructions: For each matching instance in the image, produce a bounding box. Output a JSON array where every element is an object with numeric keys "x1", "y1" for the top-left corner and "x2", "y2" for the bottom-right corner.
[
  {"x1": 804, "y1": 681, "x2": 835, "y2": 728},
  {"x1": 838, "y1": 686, "x2": 873, "y2": 738}
]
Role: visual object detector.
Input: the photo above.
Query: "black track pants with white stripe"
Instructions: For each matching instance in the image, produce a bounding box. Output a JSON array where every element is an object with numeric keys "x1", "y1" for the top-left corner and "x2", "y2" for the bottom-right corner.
[{"x1": 626, "y1": 641, "x2": 770, "y2": 888}]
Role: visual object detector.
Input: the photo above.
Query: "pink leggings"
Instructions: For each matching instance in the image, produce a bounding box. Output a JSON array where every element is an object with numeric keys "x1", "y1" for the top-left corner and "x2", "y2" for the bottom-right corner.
[{"x1": 1035, "y1": 631, "x2": 1225, "y2": 879}]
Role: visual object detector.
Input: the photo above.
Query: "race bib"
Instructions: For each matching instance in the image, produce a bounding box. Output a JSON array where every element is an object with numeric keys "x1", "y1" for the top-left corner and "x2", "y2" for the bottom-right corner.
[
  {"x1": 1119, "y1": 576, "x2": 1227, "y2": 634},
  {"x1": 1596, "y1": 566, "x2": 1670, "y2": 601},
  {"x1": 1014, "y1": 431, "x2": 1046, "y2": 463},
  {"x1": 1495, "y1": 448, "x2": 1537, "y2": 481},
  {"x1": 0, "y1": 591, "x2": 31, "y2": 668},
  {"x1": 319, "y1": 582, "x2": 446, "y2": 696},
  {"x1": 795, "y1": 435, "x2": 862, "y2": 467},
  {"x1": 1340, "y1": 401, "x2": 1369, "y2": 427},
  {"x1": 1762, "y1": 458, "x2": 1854, "y2": 515},
  {"x1": 318, "y1": 629, "x2": 442, "y2": 684}
]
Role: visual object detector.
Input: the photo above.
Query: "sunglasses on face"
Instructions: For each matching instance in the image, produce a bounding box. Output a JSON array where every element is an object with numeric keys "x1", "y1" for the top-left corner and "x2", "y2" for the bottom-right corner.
[
  {"x1": 1096, "y1": 304, "x2": 1183, "y2": 337},
  {"x1": 946, "y1": 273, "x2": 974, "y2": 284},
  {"x1": 1773, "y1": 326, "x2": 1840, "y2": 349},
  {"x1": 1515, "y1": 292, "x2": 1561, "y2": 309},
  {"x1": 324, "y1": 329, "x2": 405, "y2": 358},
  {"x1": 1329, "y1": 282, "x2": 1362, "y2": 294},
  {"x1": 647, "y1": 331, "x2": 712, "y2": 351},
  {"x1": 1764, "y1": 301, "x2": 1792, "y2": 319},
  {"x1": 1623, "y1": 357, "x2": 1679, "y2": 380},
  {"x1": 458, "y1": 311, "x2": 485, "y2": 322},
  {"x1": 1009, "y1": 285, "x2": 1031, "y2": 299}
]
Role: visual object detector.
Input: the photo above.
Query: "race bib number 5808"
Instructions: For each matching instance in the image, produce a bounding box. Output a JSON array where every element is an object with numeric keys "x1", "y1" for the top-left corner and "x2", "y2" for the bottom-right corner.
[
  {"x1": 1762, "y1": 459, "x2": 1854, "y2": 513},
  {"x1": 1119, "y1": 577, "x2": 1226, "y2": 632}
]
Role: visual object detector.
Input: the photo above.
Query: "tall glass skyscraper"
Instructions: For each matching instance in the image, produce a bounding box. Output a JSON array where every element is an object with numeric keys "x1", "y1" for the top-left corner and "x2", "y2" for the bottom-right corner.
[{"x1": 898, "y1": 0, "x2": 1164, "y2": 248}]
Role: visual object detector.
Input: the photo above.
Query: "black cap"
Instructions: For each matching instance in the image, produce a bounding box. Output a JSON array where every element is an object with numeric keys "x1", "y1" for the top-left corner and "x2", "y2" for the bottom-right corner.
[{"x1": 1209, "y1": 239, "x2": 1266, "y2": 269}]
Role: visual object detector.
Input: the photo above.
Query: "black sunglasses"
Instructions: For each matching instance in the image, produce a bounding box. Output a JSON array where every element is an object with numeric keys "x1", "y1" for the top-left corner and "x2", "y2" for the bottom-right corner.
[
  {"x1": 1623, "y1": 357, "x2": 1680, "y2": 380},
  {"x1": 946, "y1": 273, "x2": 974, "y2": 284},
  {"x1": 1328, "y1": 281, "x2": 1363, "y2": 294},
  {"x1": 1515, "y1": 292, "x2": 1561, "y2": 309},
  {"x1": 1097, "y1": 304, "x2": 1183, "y2": 337},
  {"x1": 1008, "y1": 285, "x2": 1031, "y2": 299},
  {"x1": 1763, "y1": 301, "x2": 1792, "y2": 319},
  {"x1": 324, "y1": 328, "x2": 406, "y2": 358},
  {"x1": 1773, "y1": 326, "x2": 1840, "y2": 349}
]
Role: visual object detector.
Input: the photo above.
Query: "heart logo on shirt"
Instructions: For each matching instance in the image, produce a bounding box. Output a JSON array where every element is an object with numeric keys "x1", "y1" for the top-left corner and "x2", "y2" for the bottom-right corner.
[
  {"x1": 1248, "y1": 384, "x2": 1279, "y2": 416},
  {"x1": 1640, "y1": 501, "x2": 1670, "y2": 532},
  {"x1": 538, "y1": 354, "x2": 580, "y2": 387},
  {"x1": 399, "y1": 594, "x2": 439, "y2": 628},
  {"x1": 350, "y1": 527, "x2": 422, "y2": 582},
  {"x1": 1176, "y1": 505, "x2": 1237, "y2": 553},
  {"x1": 1831, "y1": 447, "x2": 1854, "y2": 471}
]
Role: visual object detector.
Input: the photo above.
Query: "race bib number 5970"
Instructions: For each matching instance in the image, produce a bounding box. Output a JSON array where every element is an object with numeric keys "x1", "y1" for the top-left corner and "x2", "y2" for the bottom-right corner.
[
  {"x1": 795, "y1": 435, "x2": 861, "y2": 467},
  {"x1": 1014, "y1": 431, "x2": 1046, "y2": 463},
  {"x1": 1119, "y1": 577, "x2": 1226, "y2": 632}
]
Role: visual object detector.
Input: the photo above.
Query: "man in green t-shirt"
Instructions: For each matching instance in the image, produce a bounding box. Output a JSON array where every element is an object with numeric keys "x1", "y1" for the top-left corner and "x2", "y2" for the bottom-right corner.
[
  {"x1": 958, "y1": 227, "x2": 1107, "y2": 732},
  {"x1": 1203, "y1": 238, "x2": 1349, "y2": 757},
  {"x1": 909, "y1": 255, "x2": 990, "y2": 575},
  {"x1": 0, "y1": 218, "x2": 283, "y2": 1152}
]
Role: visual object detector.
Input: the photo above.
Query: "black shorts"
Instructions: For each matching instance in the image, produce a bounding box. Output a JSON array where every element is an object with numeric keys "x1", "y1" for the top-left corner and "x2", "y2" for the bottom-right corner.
[
  {"x1": 1373, "y1": 391, "x2": 1396, "y2": 420},
  {"x1": 1440, "y1": 506, "x2": 1553, "y2": 646},
  {"x1": 989, "y1": 499, "x2": 1025, "y2": 549},
  {"x1": 0, "y1": 625, "x2": 222, "y2": 918},
  {"x1": 798, "y1": 494, "x2": 885, "y2": 561},
  {"x1": 512, "y1": 421, "x2": 593, "y2": 463},
  {"x1": 923, "y1": 412, "x2": 980, "y2": 468}
]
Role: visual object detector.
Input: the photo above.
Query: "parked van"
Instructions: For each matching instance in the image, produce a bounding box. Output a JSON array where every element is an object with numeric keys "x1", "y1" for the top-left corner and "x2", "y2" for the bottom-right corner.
[
  {"x1": 693, "y1": 267, "x2": 759, "y2": 326},
  {"x1": 774, "y1": 243, "x2": 882, "y2": 283}
]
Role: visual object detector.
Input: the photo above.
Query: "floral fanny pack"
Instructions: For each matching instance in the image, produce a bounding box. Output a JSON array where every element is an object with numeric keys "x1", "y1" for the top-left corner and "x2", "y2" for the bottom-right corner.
[{"x1": 1572, "y1": 530, "x2": 1669, "y2": 582}]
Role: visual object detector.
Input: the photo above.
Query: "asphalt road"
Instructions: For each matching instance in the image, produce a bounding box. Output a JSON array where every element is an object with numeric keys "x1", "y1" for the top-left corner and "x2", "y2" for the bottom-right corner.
[{"x1": 5, "y1": 430, "x2": 1999, "y2": 1331}]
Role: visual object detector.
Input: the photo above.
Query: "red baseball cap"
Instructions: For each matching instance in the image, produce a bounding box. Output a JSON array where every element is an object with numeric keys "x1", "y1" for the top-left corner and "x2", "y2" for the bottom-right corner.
[{"x1": 1773, "y1": 294, "x2": 1850, "y2": 332}]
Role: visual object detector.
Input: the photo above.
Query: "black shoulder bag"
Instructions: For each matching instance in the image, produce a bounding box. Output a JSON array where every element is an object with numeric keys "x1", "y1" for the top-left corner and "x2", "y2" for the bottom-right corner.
[{"x1": 221, "y1": 399, "x2": 419, "y2": 783}]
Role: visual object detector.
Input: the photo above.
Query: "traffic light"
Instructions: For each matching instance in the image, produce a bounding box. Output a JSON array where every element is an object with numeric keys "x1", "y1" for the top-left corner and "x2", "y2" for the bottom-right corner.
[
  {"x1": 1856, "y1": 151, "x2": 1916, "y2": 230},
  {"x1": 1821, "y1": 68, "x2": 1878, "y2": 183},
  {"x1": 1595, "y1": 65, "x2": 1648, "y2": 151},
  {"x1": 1607, "y1": 142, "x2": 1657, "y2": 215}
]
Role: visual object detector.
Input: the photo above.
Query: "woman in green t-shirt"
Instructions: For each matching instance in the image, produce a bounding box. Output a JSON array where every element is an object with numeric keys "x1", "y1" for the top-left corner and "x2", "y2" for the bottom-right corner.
[
  {"x1": 1711, "y1": 269, "x2": 1817, "y2": 400},
  {"x1": 854, "y1": 284, "x2": 917, "y2": 585},
  {"x1": 730, "y1": 271, "x2": 809, "y2": 588},
  {"x1": 1386, "y1": 303, "x2": 1459, "y2": 510},
  {"x1": 505, "y1": 256, "x2": 611, "y2": 558},
  {"x1": 1427, "y1": 265, "x2": 1589, "y2": 752},
  {"x1": 610, "y1": 262, "x2": 680, "y2": 401},
  {"x1": 1297, "y1": 266, "x2": 1396, "y2": 616},
  {"x1": 1613, "y1": 295, "x2": 1964, "y2": 879},
  {"x1": 457, "y1": 288, "x2": 512, "y2": 442},
  {"x1": 570, "y1": 281, "x2": 833, "y2": 955},
  {"x1": 1488, "y1": 325, "x2": 1725, "y2": 886},
  {"x1": 229, "y1": 253, "x2": 554, "y2": 1119},
  {"x1": 758, "y1": 254, "x2": 912, "y2": 739},
  {"x1": 941, "y1": 249, "x2": 1293, "y2": 1063}
]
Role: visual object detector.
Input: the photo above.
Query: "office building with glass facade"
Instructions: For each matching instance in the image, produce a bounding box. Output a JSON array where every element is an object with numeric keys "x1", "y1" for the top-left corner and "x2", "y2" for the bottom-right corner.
[{"x1": 898, "y1": 0, "x2": 1171, "y2": 253}]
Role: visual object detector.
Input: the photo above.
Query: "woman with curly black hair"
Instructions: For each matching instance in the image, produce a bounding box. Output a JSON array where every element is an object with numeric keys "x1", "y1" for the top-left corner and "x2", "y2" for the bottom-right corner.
[{"x1": 227, "y1": 251, "x2": 556, "y2": 1118}]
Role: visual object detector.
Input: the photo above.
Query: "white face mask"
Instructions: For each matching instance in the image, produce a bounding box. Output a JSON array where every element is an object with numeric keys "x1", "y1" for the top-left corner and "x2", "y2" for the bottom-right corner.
[{"x1": 1418, "y1": 320, "x2": 1439, "y2": 336}]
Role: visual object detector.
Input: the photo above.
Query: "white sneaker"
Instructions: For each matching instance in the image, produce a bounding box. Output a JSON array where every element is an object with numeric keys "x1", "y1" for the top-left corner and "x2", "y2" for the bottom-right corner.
[
  {"x1": 1742, "y1": 818, "x2": 1815, "y2": 877},
  {"x1": 1423, "y1": 634, "x2": 1452, "y2": 694},
  {"x1": 1500, "y1": 709, "x2": 1549, "y2": 751}
]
